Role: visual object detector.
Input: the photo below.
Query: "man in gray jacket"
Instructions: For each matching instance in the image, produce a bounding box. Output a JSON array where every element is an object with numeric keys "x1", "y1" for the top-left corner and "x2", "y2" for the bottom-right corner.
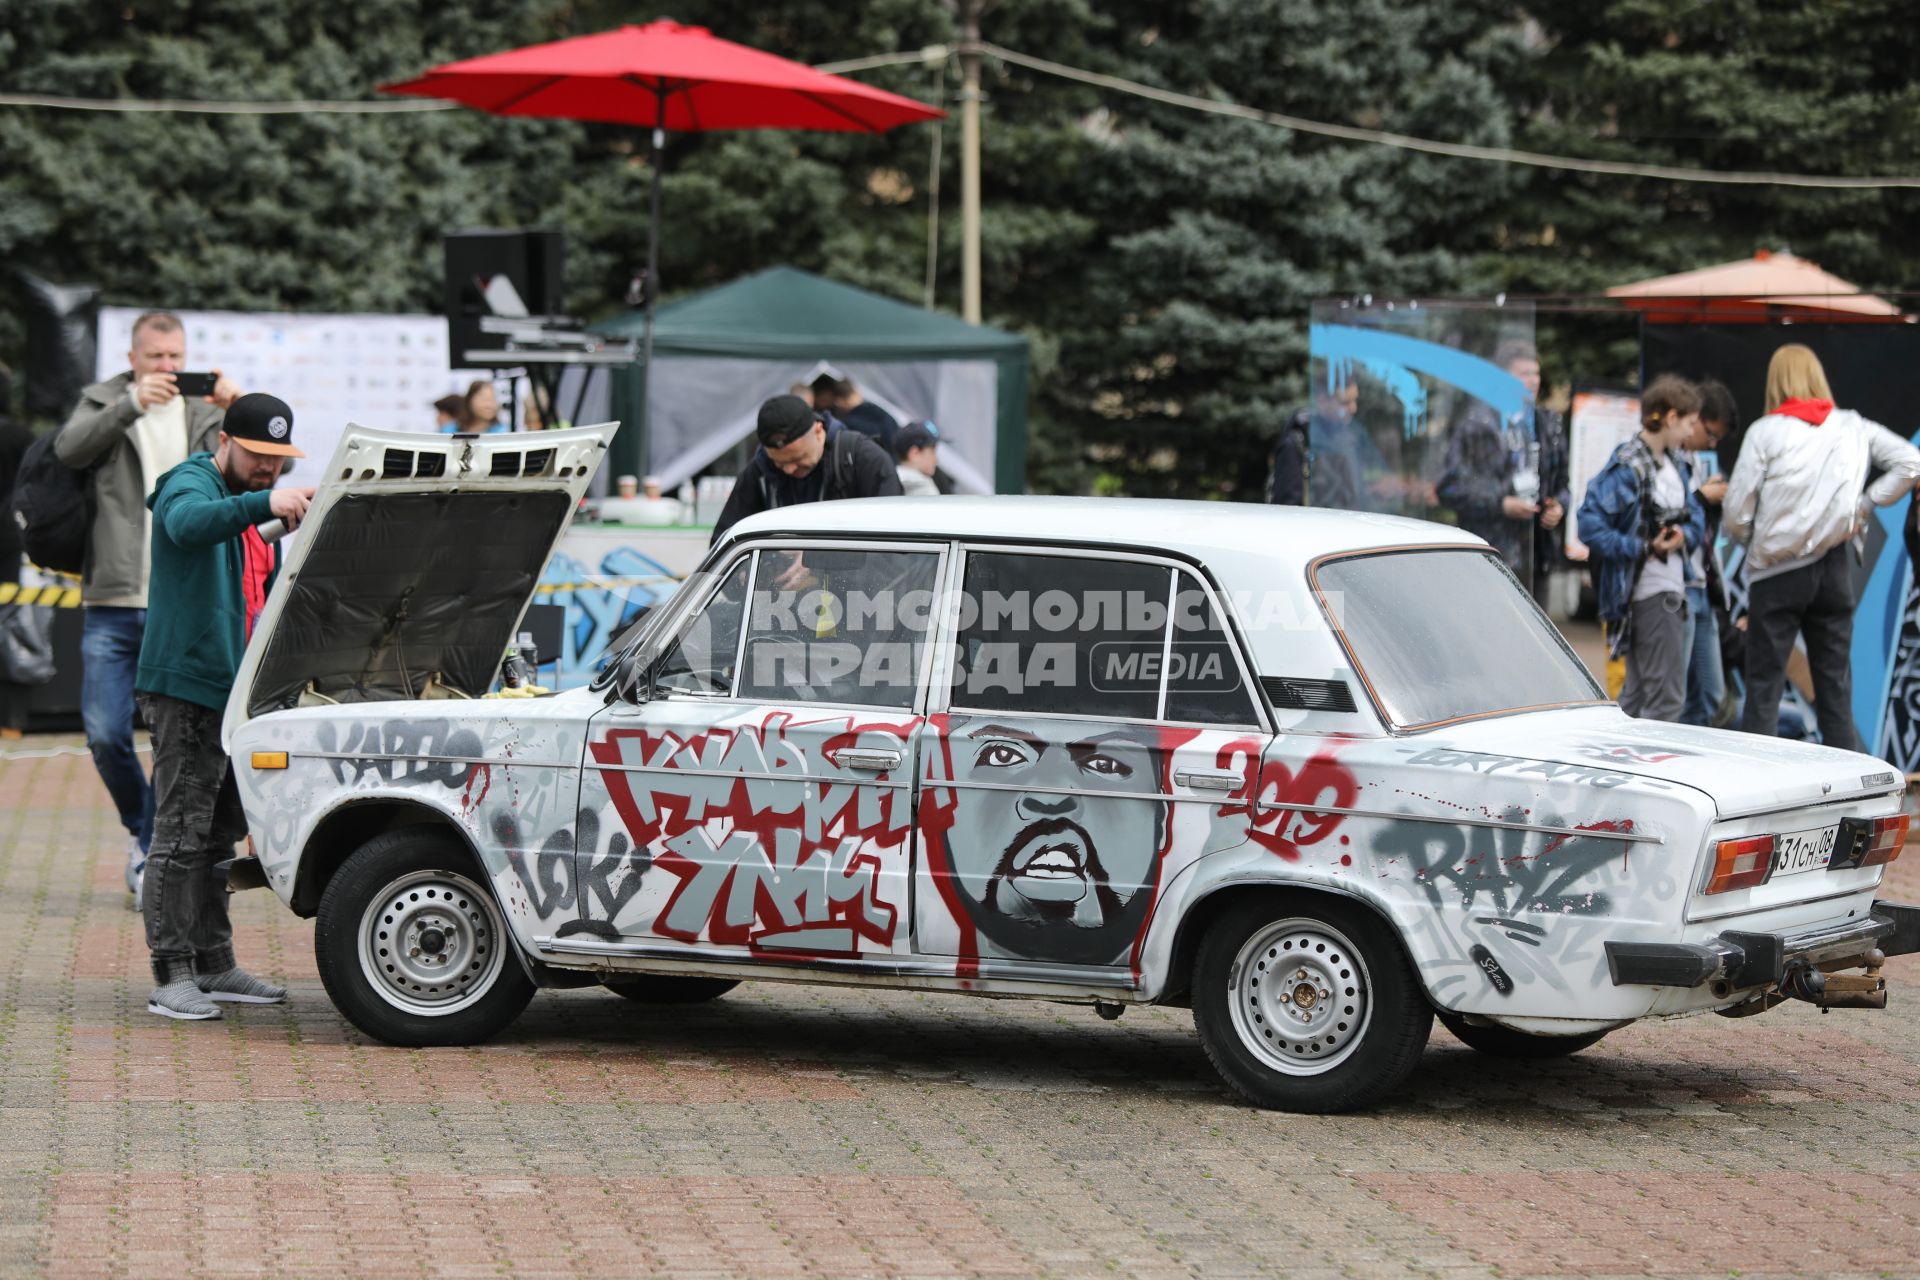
[{"x1": 54, "y1": 311, "x2": 240, "y2": 905}]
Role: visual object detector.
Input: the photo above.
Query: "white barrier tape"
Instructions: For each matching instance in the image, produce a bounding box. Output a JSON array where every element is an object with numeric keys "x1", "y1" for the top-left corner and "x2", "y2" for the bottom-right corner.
[{"x1": 0, "y1": 743, "x2": 153, "y2": 761}]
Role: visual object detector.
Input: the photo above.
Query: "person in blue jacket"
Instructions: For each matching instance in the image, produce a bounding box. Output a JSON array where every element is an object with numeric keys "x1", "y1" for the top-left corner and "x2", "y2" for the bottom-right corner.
[
  {"x1": 1576, "y1": 375, "x2": 1707, "y2": 722},
  {"x1": 135, "y1": 393, "x2": 314, "y2": 1021}
]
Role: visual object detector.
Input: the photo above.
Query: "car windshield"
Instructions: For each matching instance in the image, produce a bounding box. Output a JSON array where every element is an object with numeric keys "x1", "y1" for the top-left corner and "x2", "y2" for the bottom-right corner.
[
  {"x1": 1314, "y1": 548, "x2": 1603, "y2": 729},
  {"x1": 593, "y1": 564, "x2": 717, "y2": 702}
]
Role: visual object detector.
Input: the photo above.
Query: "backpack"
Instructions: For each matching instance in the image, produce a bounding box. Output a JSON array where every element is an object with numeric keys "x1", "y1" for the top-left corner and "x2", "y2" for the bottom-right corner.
[
  {"x1": 1266, "y1": 410, "x2": 1312, "y2": 505},
  {"x1": 9, "y1": 429, "x2": 92, "y2": 576}
]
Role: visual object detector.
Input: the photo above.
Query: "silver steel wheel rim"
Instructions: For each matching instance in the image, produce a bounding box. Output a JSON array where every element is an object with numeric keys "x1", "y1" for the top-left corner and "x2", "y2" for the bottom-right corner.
[
  {"x1": 358, "y1": 869, "x2": 505, "y2": 1016},
  {"x1": 1228, "y1": 917, "x2": 1372, "y2": 1075}
]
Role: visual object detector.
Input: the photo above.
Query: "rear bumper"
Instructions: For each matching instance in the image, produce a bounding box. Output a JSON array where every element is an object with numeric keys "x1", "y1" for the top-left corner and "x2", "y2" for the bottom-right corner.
[{"x1": 1605, "y1": 900, "x2": 1920, "y2": 989}]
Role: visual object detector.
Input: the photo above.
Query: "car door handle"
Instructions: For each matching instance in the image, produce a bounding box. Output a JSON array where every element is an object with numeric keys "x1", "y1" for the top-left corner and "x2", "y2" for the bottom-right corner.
[
  {"x1": 1174, "y1": 769, "x2": 1243, "y2": 793},
  {"x1": 828, "y1": 748, "x2": 903, "y2": 772}
]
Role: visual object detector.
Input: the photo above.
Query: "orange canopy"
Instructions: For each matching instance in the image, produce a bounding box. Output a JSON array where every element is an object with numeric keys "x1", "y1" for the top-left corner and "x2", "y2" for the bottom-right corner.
[{"x1": 1606, "y1": 251, "x2": 1906, "y2": 324}]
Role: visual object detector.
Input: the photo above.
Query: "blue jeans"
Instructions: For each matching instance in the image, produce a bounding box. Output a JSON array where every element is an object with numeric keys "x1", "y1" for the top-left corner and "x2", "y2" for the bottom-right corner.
[
  {"x1": 1681, "y1": 586, "x2": 1725, "y2": 727},
  {"x1": 81, "y1": 606, "x2": 154, "y2": 851}
]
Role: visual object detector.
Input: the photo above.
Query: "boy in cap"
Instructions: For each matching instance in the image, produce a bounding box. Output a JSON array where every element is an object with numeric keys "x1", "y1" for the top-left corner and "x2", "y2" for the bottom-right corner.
[
  {"x1": 136, "y1": 393, "x2": 316, "y2": 1020},
  {"x1": 893, "y1": 420, "x2": 942, "y2": 497},
  {"x1": 709, "y1": 393, "x2": 902, "y2": 543}
]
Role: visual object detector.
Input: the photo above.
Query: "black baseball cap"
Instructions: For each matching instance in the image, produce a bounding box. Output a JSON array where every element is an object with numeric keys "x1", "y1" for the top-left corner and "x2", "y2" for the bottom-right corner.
[
  {"x1": 223, "y1": 392, "x2": 304, "y2": 458},
  {"x1": 757, "y1": 394, "x2": 821, "y2": 449}
]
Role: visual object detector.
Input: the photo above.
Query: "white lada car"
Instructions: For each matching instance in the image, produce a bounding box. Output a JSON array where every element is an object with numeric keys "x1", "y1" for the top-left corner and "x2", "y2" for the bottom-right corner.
[{"x1": 221, "y1": 423, "x2": 1919, "y2": 1112}]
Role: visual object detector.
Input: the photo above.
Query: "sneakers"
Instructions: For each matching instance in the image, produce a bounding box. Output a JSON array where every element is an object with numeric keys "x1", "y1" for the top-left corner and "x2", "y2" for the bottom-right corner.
[
  {"x1": 144, "y1": 963, "x2": 284, "y2": 1020},
  {"x1": 124, "y1": 835, "x2": 146, "y2": 912},
  {"x1": 196, "y1": 967, "x2": 287, "y2": 1005},
  {"x1": 147, "y1": 978, "x2": 222, "y2": 1021}
]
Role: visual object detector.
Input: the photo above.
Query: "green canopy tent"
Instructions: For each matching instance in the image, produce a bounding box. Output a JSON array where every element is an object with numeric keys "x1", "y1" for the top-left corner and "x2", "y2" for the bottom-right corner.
[{"x1": 595, "y1": 266, "x2": 1029, "y2": 493}]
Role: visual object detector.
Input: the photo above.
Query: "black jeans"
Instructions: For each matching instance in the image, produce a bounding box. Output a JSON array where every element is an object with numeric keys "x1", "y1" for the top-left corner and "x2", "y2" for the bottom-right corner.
[
  {"x1": 136, "y1": 692, "x2": 246, "y2": 984},
  {"x1": 1740, "y1": 543, "x2": 1860, "y2": 752}
]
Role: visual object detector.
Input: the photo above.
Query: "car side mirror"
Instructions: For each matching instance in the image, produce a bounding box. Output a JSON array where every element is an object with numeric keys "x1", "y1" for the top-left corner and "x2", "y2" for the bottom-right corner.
[{"x1": 592, "y1": 640, "x2": 654, "y2": 706}]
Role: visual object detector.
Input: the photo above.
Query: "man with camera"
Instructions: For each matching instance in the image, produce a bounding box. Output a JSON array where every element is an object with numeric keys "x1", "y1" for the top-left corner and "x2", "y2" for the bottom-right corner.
[
  {"x1": 1576, "y1": 375, "x2": 1707, "y2": 722},
  {"x1": 54, "y1": 310, "x2": 241, "y2": 907},
  {"x1": 709, "y1": 393, "x2": 903, "y2": 544}
]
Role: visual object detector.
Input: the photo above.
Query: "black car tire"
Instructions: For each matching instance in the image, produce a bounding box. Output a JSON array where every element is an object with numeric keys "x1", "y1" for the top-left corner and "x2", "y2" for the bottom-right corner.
[
  {"x1": 314, "y1": 828, "x2": 534, "y2": 1047},
  {"x1": 1193, "y1": 894, "x2": 1431, "y2": 1113},
  {"x1": 1436, "y1": 1009, "x2": 1611, "y2": 1058},
  {"x1": 602, "y1": 976, "x2": 741, "y2": 1004}
]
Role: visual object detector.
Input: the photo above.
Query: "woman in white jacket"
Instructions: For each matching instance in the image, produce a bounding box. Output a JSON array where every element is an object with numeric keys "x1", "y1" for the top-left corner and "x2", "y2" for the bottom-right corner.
[{"x1": 1722, "y1": 344, "x2": 1920, "y2": 751}]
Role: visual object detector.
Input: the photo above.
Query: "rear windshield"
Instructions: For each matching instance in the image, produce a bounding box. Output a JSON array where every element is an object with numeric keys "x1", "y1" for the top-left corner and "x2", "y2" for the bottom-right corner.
[{"x1": 1314, "y1": 548, "x2": 1603, "y2": 729}]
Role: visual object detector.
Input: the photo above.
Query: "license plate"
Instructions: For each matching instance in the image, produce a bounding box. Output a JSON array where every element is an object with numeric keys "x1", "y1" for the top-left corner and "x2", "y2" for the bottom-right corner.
[{"x1": 1773, "y1": 824, "x2": 1839, "y2": 877}]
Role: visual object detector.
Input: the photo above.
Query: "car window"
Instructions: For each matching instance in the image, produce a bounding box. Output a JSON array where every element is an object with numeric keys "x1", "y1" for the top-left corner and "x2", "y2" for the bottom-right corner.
[
  {"x1": 1166, "y1": 573, "x2": 1259, "y2": 726},
  {"x1": 653, "y1": 555, "x2": 750, "y2": 696},
  {"x1": 953, "y1": 552, "x2": 1171, "y2": 720},
  {"x1": 736, "y1": 545, "x2": 941, "y2": 708},
  {"x1": 1315, "y1": 548, "x2": 1603, "y2": 728}
]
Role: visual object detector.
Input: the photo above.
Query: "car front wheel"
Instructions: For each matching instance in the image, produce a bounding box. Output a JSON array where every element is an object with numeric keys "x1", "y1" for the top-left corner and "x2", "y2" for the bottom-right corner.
[
  {"x1": 1193, "y1": 895, "x2": 1431, "y2": 1113},
  {"x1": 314, "y1": 829, "x2": 534, "y2": 1046}
]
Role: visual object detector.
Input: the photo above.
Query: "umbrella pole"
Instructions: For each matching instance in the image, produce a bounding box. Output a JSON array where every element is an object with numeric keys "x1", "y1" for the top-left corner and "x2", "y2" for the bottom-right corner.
[{"x1": 639, "y1": 111, "x2": 664, "y2": 476}]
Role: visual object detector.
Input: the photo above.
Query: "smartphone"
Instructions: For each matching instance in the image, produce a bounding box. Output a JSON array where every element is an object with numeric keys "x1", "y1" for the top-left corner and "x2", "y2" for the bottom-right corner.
[{"x1": 171, "y1": 371, "x2": 218, "y2": 397}]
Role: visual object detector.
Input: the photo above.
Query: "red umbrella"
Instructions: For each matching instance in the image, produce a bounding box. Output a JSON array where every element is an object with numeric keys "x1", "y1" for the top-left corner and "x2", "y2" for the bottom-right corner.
[
  {"x1": 1606, "y1": 250, "x2": 1906, "y2": 324},
  {"x1": 381, "y1": 20, "x2": 944, "y2": 441},
  {"x1": 382, "y1": 20, "x2": 944, "y2": 132}
]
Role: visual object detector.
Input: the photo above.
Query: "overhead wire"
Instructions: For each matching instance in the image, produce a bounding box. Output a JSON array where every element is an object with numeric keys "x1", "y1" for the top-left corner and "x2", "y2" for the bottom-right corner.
[
  {"x1": 973, "y1": 43, "x2": 1920, "y2": 190},
  {"x1": 826, "y1": 42, "x2": 1920, "y2": 191},
  {"x1": 0, "y1": 91, "x2": 453, "y2": 114},
  {"x1": 5, "y1": 40, "x2": 1918, "y2": 188}
]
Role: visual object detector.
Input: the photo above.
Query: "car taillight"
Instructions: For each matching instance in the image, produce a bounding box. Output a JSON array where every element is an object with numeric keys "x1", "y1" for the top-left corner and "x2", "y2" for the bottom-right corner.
[
  {"x1": 1705, "y1": 834, "x2": 1775, "y2": 894},
  {"x1": 1831, "y1": 814, "x2": 1909, "y2": 871}
]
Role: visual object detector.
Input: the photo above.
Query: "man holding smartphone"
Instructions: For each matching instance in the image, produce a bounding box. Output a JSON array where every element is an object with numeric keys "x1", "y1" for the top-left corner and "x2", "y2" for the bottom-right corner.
[{"x1": 54, "y1": 310, "x2": 241, "y2": 908}]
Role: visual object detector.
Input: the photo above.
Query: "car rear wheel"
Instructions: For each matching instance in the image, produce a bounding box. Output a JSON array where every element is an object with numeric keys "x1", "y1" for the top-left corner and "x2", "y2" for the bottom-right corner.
[
  {"x1": 1436, "y1": 1010, "x2": 1610, "y2": 1058},
  {"x1": 602, "y1": 976, "x2": 740, "y2": 1004},
  {"x1": 1193, "y1": 895, "x2": 1431, "y2": 1113},
  {"x1": 314, "y1": 829, "x2": 534, "y2": 1047}
]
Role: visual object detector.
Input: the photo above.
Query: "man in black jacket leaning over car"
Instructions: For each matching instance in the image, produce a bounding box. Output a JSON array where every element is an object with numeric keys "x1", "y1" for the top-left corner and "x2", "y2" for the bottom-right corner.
[{"x1": 709, "y1": 394, "x2": 903, "y2": 544}]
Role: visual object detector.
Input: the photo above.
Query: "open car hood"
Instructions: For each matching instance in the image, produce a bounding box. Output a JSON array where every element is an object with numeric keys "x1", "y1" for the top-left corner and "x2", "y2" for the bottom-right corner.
[{"x1": 222, "y1": 422, "x2": 614, "y2": 744}]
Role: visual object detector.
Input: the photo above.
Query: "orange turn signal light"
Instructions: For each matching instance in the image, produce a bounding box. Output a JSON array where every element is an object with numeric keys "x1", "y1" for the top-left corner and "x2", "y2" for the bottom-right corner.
[
  {"x1": 250, "y1": 751, "x2": 288, "y2": 770},
  {"x1": 1705, "y1": 834, "x2": 1775, "y2": 894}
]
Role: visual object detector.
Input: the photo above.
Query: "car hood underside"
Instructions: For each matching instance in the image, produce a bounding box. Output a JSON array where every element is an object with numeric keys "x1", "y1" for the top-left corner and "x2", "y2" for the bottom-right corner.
[
  {"x1": 247, "y1": 488, "x2": 573, "y2": 716},
  {"x1": 233, "y1": 423, "x2": 614, "y2": 725}
]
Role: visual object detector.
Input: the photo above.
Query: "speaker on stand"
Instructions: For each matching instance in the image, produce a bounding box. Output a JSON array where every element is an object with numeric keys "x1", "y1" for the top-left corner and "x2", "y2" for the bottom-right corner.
[{"x1": 443, "y1": 229, "x2": 566, "y2": 425}]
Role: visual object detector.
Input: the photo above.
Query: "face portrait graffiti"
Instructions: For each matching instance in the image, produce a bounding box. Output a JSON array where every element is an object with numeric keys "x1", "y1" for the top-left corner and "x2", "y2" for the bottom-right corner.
[{"x1": 937, "y1": 717, "x2": 1169, "y2": 966}]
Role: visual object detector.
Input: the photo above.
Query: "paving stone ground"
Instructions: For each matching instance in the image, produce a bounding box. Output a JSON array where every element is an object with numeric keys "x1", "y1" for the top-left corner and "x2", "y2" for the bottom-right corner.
[{"x1": 4, "y1": 733, "x2": 1919, "y2": 1279}]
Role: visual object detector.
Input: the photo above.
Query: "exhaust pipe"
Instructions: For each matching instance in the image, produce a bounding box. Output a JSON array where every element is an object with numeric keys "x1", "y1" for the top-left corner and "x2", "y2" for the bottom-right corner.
[{"x1": 1781, "y1": 950, "x2": 1888, "y2": 1012}]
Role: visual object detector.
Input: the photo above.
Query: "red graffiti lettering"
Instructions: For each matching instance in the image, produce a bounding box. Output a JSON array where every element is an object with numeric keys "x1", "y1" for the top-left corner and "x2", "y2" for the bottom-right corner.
[
  {"x1": 590, "y1": 712, "x2": 916, "y2": 954},
  {"x1": 1219, "y1": 741, "x2": 1358, "y2": 862}
]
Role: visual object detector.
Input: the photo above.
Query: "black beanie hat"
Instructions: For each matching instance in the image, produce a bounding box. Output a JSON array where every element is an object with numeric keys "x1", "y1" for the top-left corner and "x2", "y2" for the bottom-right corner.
[{"x1": 756, "y1": 393, "x2": 819, "y2": 448}]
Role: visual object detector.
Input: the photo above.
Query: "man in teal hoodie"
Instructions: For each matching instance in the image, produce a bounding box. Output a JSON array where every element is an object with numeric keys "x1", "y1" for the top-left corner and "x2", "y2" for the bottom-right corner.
[{"x1": 136, "y1": 393, "x2": 315, "y2": 1020}]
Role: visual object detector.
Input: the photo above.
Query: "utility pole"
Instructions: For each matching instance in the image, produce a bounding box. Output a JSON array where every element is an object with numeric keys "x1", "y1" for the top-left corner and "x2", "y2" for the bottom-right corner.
[{"x1": 957, "y1": 0, "x2": 982, "y2": 324}]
